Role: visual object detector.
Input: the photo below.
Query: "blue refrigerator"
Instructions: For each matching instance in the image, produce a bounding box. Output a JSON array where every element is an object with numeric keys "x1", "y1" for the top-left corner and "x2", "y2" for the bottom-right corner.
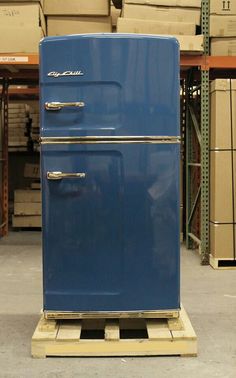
[{"x1": 40, "y1": 34, "x2": 180, "y2": 314}]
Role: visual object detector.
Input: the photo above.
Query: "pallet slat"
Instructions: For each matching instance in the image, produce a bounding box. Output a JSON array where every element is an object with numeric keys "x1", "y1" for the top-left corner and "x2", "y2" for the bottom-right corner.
[
  {"x1": 105, "y1": 320, "x2": 120, "y2": 341},
  {"x1": 146, "y1": 320, "x2": 172, "y2": 340},
  {"x1": 57, "y1": 321, "x2": 82, "y2": 341},
  {"x1": 210, "y1": 255, "x2": 236, "y2": 270}
]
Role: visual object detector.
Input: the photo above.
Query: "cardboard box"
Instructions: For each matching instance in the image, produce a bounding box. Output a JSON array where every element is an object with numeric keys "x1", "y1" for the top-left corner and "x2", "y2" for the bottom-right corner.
[
  {"x1": 210, "y1": 79, "x2": 236, "y2": 149},
  {"x1": 31, "y1": 182, "x2": 41, "y2": 190},
  {"x1": 117, "y1": 20, "x2": 203, "y2": 51},
  {"x1": 44, "y1": 0, "x2": 109, "y2": 16},
  {"x1": 124, "y1": 0, "x2": 201, "y2": 7},
  {"x1": 210, "y1": 0, "x2": 236, "y2": 15},
  {"x1": 47, "y1": 16, "x2": 112, "y2": 36},
  {"x1": 210, "y1": 15, "x2": 236, "y2": 37},
  {"x1": 0, "y1": 3, "x2": 46, "y2": 34},
  {"x1": 211, "y1": 37, "x2": 236, "y2": 55},
  {"x1": 12, "y1": 215, "x2": 42, "y2": 227},
  {"x1": 0, "y1": 27, "x2": 43, "y2": 53},
  {"x1": 210, "y1": 222, "x2": 236, "y2": 259},
  {"x1": 210, "y1": 150, "x2": 236, "y2": 223},
  {"x1": 24, "y1": 163, "x2": 40, "y2": 179},
  {"x1": 8, "y1": 130, "x2": 26, "y2": 137},
  {"x1": 0, "y1": 3, "x2": 45, "y2": 53},
  {"x1": 9, "y1": 136, "x2": 28, "y2": 142},
  {"x1": 14, "y1": 202, "x2": 42, "y2": 215},
  {"x1": 123, "y1": 4, "x2": 201, "y2": 25},
  {"x1": 117, "y1": 17, "x2": 196, "y2": 35},
  {"x1": 14, "y1": 189, "x2": 41, "y2": 203},
  {"x1": 118, "y1": 22, "x2": 203, "y2": 51},
  {"x1": 8, "y1": 103, "x2": 26, "y2": 110},
  {"x1": 0, "y1": 0, "x2": 43, "y2": 4}
]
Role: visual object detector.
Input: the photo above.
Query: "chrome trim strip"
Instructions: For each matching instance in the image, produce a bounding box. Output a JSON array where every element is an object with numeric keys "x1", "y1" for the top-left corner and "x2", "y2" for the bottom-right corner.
[
  {"x1": 44, "y1": 309, "x2": 179, "y2": 320},
  {"x1": 41, "y1": 136, "x2": 181, "y2": 145}
]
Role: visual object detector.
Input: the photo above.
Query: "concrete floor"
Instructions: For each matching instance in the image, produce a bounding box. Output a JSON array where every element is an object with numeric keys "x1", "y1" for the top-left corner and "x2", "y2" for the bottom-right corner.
[{"x1": 0, "y1": 232, "x2": 236, "y2": 378}]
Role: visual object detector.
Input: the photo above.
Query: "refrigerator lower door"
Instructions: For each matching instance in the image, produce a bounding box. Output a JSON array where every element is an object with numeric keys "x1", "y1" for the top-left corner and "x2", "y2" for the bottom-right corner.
[{"x1": 42, "y1": 142, "x2": 180, "y2": 312}]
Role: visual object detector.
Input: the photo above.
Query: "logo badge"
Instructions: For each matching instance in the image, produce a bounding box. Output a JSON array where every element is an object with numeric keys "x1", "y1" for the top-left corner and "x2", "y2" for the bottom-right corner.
[{"x1": 47, "y1": 70, "x2": 84, "y2": 78}]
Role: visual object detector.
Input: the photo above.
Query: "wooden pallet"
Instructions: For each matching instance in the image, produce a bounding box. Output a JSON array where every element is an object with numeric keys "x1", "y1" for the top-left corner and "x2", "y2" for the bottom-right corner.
[
  {"x1": 210, "y1": 255, "x2": 236, "y2": 270},
  {"x1": 31, "y1": 306, "x2": 197, "y2": 358}
]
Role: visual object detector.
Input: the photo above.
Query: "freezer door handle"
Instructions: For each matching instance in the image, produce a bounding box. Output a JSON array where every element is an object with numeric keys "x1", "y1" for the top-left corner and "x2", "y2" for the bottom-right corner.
[
  {"x1": 45, "y1": 101, "x2": 85, "y2": 111},
  {"x1": 47, "y1": 171, "x2": 86, "y2": 180}
]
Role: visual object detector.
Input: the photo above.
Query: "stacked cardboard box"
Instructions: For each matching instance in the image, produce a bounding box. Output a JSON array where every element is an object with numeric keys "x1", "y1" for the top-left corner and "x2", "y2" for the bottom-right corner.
[
  {"x1": 28, "y1": 103, "x2": 40, "y2": 152},
  {"x1": 210, "y1": 79, "x2": 236, "y2": 260},
  {"x1": 45, "y1": 0, "x2": 112, "y2": 36},
  {"x1": 12, "y1": 189, "x2": 42, "y2": 228},
  {"x1": 210, "y1": 0, "x2": 236, "y2": 55},
  {"x1": 12, "y1": 163, "x2": 41, "y2": 228},
  {"x1": 117, "y1": 0, "x2": 204, "y2": 53},
  {"x1": 0, "y1": 0, "x2": 45, "y2": 53},
  {"x1": 8, "y1": 103, "x2": 29, "y2": 152},
  {"x1": 24, "y1": 162, "x2": 40, "y2": 179}
]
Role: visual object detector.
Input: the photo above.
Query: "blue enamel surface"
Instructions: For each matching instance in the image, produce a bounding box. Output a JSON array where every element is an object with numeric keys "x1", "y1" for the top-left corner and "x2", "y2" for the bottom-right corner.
[
  {"x1": 40, "y1": 34, "x2": 180, "y2": 138},
  {"x1": 41, "y1": 34, "x2": 180, "y2": 312},
  {"x1": 42, "y1": 143, "x2": 180, "y2": 311}
]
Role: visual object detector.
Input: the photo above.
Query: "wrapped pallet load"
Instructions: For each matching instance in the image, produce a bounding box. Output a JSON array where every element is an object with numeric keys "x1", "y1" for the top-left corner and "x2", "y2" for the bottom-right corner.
[{"x1": 8, "y1": 103, "x2": 29, "y2": 152}]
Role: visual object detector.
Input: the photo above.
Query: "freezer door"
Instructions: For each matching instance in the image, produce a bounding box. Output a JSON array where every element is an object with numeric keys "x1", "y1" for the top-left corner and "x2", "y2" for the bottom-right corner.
[
  {"x1": 42, "y1": 143, "x2": 180, "y2": 312},
  {"x1": 40, "y1": 34, "x2": 179, "y2": 138}
]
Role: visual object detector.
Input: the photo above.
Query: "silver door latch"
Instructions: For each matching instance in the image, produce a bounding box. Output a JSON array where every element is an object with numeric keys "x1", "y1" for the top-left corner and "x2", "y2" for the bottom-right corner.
[
  {"x1": 47, "y1": 172, "x2": 86, "y2": 180},
  {"x1": 45, "y1": 102, "x2": 85, "y2": 111}
]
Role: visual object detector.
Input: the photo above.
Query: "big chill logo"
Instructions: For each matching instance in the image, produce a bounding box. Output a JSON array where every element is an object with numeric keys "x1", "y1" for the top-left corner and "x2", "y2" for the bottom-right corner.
[{"x1": 47, "y1": 70, "x2": 84, "y2": 78}]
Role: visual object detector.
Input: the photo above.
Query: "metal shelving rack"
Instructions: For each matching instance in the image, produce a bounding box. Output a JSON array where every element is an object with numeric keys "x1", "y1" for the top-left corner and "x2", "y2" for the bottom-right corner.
[
  {"x1": 0, "y1": 53, "x2": 206, "y2": 238},
  {"x1": 186, "y1": 0, "x2": 210, "y2": 263},
  {"x1": 1, "y1": 17, "x2": 236, "y2": 251},
  {"x1": 0, "y1": 55, "x2": 38, "y2": 235},
  {"x1": 186, "y1": 0, "x2": 236, "y2": 264}
]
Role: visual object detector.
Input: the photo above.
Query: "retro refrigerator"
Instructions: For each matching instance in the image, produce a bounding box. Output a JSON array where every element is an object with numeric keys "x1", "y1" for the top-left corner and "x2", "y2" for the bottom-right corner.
[{"x1": 40, "y1": 34, "x2": 180, "y2": 314}]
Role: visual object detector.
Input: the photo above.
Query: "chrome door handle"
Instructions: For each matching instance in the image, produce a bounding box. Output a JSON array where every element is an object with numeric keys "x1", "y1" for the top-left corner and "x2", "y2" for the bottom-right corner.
[
  {"x1": 45, "y1": 102, "x2": 85, "y2": 111},
  {"x1": 47, "y1": 171, "x2": 86, "y2": 180}
]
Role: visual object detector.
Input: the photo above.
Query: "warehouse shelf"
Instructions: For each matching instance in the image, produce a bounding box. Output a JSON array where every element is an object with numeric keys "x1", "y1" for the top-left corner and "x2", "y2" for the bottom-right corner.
[
  {"x1": 8, "y1": 87, "x2": 39, "y2": 96},
  {"x1": 0, "y1": 53, "x2": 207, "y2": 71},
  {"x1": 207, "y1": 56, "x2": 236, "y2": 69},
  {"x1": 185, "y1": 0, "x2": 236, "y2": 265},
  {"x1": 1, "y1": 53, "x2": 235, "y2": 75},
  {"x1": 0, "y1": 47, "x2": 214, "y2": 241},
  {"x1": 0, "y1": 0, "x2": 236, "y2": 265}
]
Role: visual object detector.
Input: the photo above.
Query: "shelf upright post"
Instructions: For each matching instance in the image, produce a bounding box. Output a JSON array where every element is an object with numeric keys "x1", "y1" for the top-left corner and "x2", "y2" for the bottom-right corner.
[
  {"x1": 200, "y1": 0, "x2": 210, "y2": 264},
  {"x1": 186, "y1": 70, "x2": 194, "y2": 250}
]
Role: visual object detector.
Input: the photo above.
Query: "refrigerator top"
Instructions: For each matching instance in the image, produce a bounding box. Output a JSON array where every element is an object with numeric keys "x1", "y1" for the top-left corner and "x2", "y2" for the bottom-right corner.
[{"x1": 40, "y1": 34, "x2": 180, "y2": 138}]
